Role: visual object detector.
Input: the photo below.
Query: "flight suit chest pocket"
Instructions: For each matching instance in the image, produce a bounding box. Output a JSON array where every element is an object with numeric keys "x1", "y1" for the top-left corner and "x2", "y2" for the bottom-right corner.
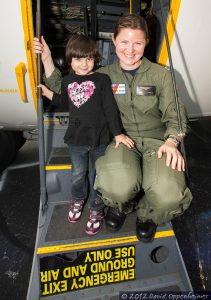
[
  {"x1": 136, "y1": 85, "x2": 156, "y2": 96},
  {"x1": 135, "y1": 85, "x2": 157, "y2": 113}
]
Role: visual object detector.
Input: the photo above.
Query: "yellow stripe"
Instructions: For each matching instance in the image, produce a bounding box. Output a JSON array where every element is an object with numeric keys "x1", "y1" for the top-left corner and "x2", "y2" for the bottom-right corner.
[
  {"x1": 44, "y1": 120, "x2": 61, "y2": 123},
  {"x1": 158, "y1": 0, "x2": 181, "y2": 65},
  {"x1": 130, "y1": 0, "x2": 132, "y2": 15},
  {"x1": 20, "y1": 0, "x2": 38, "y2": 111},
  {"x1": 37, "y1": 230, "x2": 175, "y2": 255},
  {"x1": 45, "y1": 165, "x2": 72, "y2": 170},
  {"x1": 155, "y1": 230, "x2": 174, "y2": 238}
]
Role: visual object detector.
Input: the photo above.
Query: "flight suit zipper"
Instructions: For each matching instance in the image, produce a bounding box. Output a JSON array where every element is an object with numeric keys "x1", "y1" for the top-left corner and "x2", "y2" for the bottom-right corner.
[{"x1": 123, "y1": 72, "x2": 142, "y2": 138}]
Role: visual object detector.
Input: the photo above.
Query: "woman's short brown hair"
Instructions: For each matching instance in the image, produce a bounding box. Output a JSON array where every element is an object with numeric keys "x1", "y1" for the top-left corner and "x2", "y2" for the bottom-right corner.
[
  {"x1": 65, "y1": 35, "x2": 100, "y2": 67},
  {"x1": 113, "y1": 14, "x2": 149, "y2": 41}
]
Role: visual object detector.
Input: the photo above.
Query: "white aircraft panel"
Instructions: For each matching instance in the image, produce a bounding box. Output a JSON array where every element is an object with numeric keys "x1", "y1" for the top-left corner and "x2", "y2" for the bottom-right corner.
[
  {"x1": 0, "y1": 1, "x2": 37, "y2": 129},
  {"x1": 170, "y1": 0, "x2": 211, "y2": 117}
]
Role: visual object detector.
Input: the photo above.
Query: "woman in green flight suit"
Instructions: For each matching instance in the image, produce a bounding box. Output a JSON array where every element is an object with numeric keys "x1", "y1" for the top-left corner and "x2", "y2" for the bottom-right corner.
[{"x1": 34, "y1": 15, "x2": 192, "y2": 243}]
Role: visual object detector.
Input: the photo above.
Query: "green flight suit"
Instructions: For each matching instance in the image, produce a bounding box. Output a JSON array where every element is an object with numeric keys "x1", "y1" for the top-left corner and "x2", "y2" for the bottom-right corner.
[{"x1": 44, "y1": 57, "x2": 192, "y2": 224}]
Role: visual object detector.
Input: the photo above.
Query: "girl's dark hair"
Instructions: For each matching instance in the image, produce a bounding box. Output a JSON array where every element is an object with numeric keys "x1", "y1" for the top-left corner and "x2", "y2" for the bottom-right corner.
[
  {"x1": 113, "y1": 14, "x2": 149, "y2": 41},
  {"x1": 65, "y1": 35, "x2": 100, "y2": 67}
]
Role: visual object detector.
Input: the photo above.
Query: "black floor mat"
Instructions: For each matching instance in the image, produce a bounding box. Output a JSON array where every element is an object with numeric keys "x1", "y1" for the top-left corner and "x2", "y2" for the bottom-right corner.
[{"x1": 45, "y1": 204, "x2": 137, "y2": 242}]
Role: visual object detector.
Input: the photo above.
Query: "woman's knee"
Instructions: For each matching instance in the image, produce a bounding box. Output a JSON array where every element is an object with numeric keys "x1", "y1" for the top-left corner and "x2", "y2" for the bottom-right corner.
[
  {"x1": 95, "y1": 143, "x2": 142, "y2": 203},
  {"x1": 95, "y1": 164, "x2": 141, "y2": 204},
  {"x1": 147, "y1": 180, "x2": 192, "y2": 211},
  {"x1": 141, "y1": 183, "x2": 192, "y2": 224},
  {"x1": 96, "y1": 167, "x2": 141, "y2": 200}
]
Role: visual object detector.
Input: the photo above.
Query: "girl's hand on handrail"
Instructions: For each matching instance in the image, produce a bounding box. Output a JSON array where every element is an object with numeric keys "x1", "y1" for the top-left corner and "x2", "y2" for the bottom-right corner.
[{"x1": 33, "y1": 36, "x2": 55, "y2": 77}]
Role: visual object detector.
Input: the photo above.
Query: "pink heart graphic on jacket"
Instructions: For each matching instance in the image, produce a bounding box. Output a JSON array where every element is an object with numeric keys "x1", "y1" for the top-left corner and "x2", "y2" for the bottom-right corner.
[{"x1": 67, "y1": 80, "x2": 96, "y2": 108}]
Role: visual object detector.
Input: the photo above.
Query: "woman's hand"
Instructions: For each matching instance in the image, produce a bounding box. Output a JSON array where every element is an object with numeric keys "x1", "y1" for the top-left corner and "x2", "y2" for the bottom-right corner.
[
  {"x1": 37, "y1": 84, "x2": 53, "y2": 101},
  {"x1": 33, "y1": 36, "x2": 55, "y2": 77},
  {"x1": 114, "y1": 134, "x2": 135, "y2": 149},
  {"x1": 157, "y1": 139, "x2": 185, "y2": 172}
]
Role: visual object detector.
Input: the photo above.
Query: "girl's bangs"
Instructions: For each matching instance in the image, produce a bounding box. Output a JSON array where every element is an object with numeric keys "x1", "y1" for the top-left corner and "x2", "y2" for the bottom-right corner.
[{"x1": 71, "y1": 49, "x2": 95, "y2": 59}]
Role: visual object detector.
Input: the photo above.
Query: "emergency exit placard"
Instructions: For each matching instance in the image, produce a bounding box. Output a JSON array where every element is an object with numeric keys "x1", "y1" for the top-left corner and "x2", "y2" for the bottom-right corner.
[{"x1": 40, "y1": 245, "x2": 135, "y2": 297}]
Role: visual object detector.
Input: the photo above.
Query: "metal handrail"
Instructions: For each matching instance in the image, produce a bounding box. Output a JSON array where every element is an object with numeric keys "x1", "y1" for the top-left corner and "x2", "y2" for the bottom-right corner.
[
  {"x1": 36, "y1": 0, "x2": 48, "y2": 212},
  {"x1": 159, "y1": 0, "x2": 189, "y2": 178}
]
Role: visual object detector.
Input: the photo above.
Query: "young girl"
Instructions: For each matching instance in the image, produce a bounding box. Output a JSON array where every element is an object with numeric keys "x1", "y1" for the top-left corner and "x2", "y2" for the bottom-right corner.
[{"x1": 38, "y1": 34, "x2": 134, "y2": 236}]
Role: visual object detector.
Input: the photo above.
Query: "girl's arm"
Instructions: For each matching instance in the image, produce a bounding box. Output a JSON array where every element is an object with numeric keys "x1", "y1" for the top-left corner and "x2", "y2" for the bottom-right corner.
[
  {"x1": 38, "y1": 84, "x2": 53, "y2": 101},
  {"x1": 34, "y1": 36, "x2": 55, "y2": 78},
  {"x1": 33, "y1": 36, "x2": 62, "y2": 94},
  {"x1": 38, "y1": 78, "x2": 68, "y2": 110}
]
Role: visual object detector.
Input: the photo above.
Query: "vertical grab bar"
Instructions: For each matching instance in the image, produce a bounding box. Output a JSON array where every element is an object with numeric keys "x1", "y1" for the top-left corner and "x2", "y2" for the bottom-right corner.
[
  {"x1": 36, "y1": 0, "x2": 48, "y2": 213},
  {"x1": 159, "y1": 0, "x2": 189, "y2": 179}
]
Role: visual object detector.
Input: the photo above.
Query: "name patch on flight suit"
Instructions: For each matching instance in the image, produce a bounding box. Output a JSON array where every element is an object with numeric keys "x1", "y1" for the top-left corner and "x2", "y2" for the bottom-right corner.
[
  {"x1": 112, "y1": 83, "x2": 126, "y2": 94},
  {"x1": 136, "y1": 86, "x2": 156, "y2": 96}
]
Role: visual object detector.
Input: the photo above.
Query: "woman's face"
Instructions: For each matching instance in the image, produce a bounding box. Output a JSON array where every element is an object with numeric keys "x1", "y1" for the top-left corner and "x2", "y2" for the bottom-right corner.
[{"x1": 112, "y1": 28, "x2": 147, "y2": 70}]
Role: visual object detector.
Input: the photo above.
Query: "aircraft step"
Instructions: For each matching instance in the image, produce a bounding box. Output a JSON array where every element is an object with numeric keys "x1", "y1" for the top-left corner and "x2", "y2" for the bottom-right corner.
[
  {"x1": 26, "y1": 112, "x2": 192, "y2": 299},
  {"x1": 27, "y1": 207, "x2": 192, "y2": 300}
]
